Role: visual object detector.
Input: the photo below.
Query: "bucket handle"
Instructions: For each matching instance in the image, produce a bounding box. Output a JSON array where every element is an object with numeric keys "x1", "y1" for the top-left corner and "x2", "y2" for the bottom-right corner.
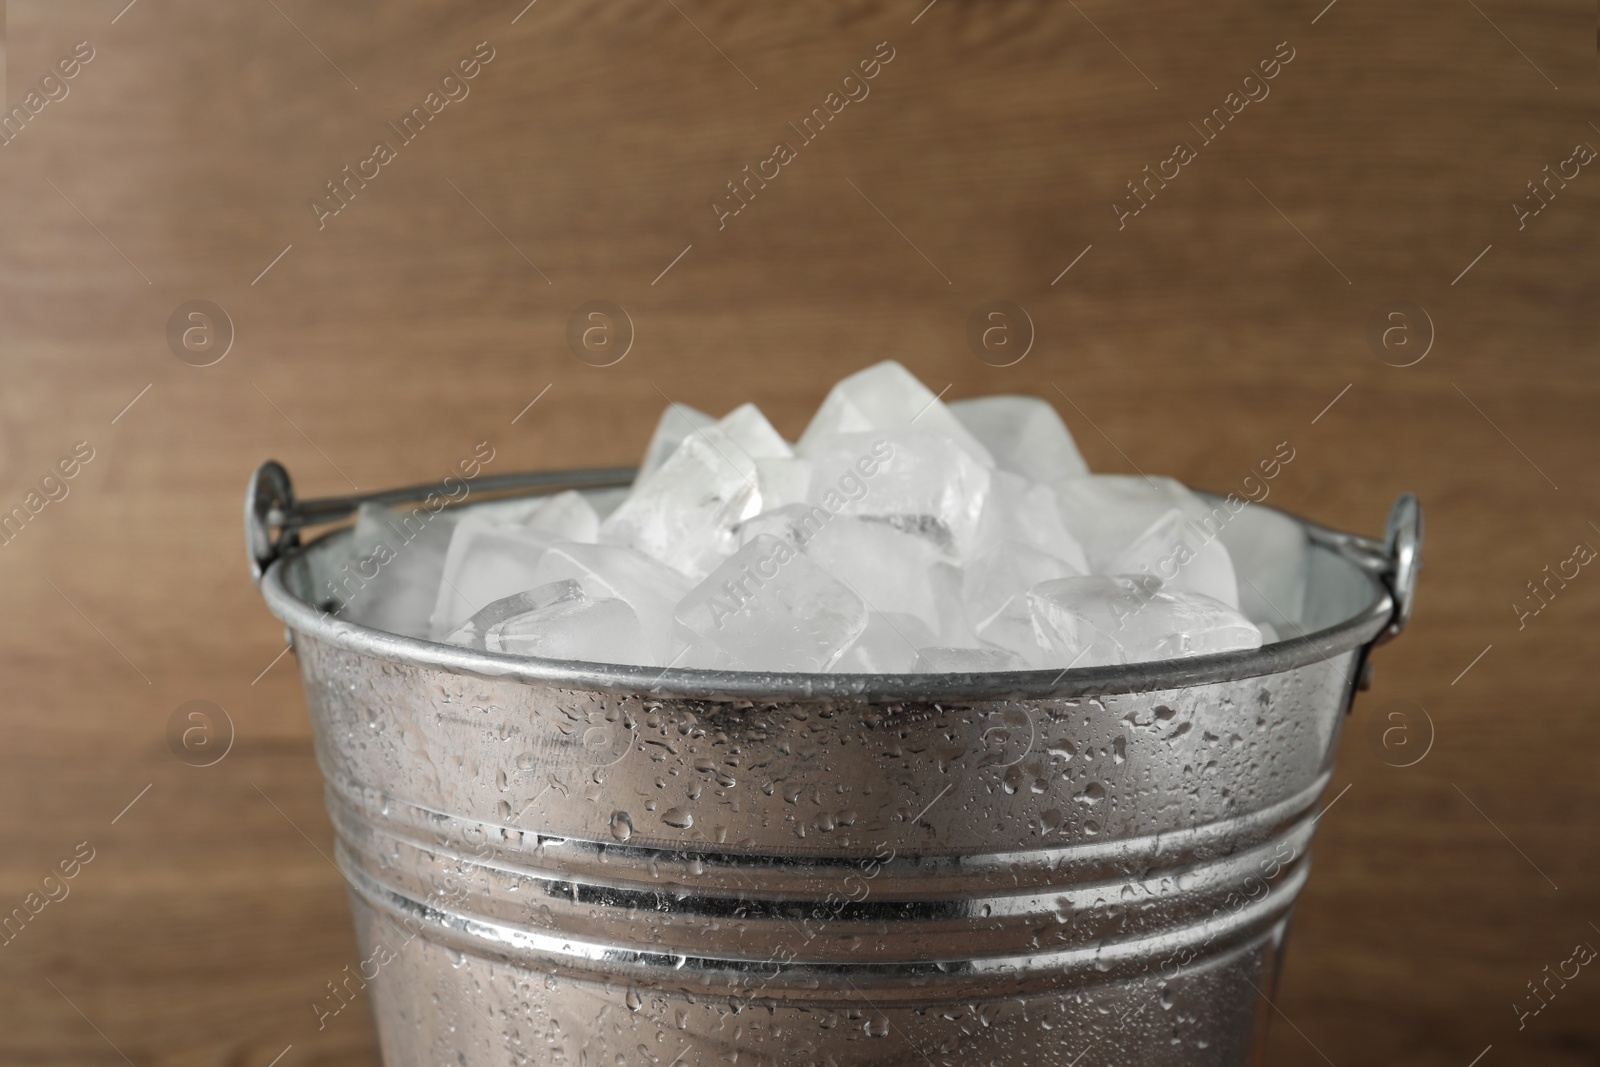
[
  {"x1": 244, "y1": 460, "x2": 636, "y2": 584},
  {"x1": 1304, "y1": 492, "x2": 1422, "y2": 647},
  {"x1": 246, "y1": 461, "x2": 1424, "y2": 647},
  {"x1": 1377, "y1": 492, "x2": 1423, "y2": 644}
]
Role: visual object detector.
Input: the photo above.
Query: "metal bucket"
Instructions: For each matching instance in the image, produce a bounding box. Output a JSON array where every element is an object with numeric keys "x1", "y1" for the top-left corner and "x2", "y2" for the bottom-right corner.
[{"x1": 247, "y1": 460, "x2": 1420, "y2": 1066}]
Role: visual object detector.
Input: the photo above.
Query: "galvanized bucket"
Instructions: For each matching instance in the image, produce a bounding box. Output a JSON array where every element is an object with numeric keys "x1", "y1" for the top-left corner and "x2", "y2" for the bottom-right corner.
[{"x1": 247, "y1": 460, "x2": 1420, "y2": 1066}]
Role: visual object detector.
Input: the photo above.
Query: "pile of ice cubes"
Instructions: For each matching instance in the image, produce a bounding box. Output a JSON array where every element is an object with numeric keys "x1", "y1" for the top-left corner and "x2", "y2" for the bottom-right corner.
[{"x1": 339, "y1": 362, "x2": 1308, "y2": 673}]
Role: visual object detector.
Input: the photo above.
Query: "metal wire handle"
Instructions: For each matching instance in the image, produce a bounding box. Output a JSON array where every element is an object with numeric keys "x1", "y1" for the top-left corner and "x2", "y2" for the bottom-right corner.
[
  {"x1": 245, "y1": 460, "x2": 1421, "y2": 645},
  {"x1": 245, "y1": 459, "x2": 635, "y2": 584}
]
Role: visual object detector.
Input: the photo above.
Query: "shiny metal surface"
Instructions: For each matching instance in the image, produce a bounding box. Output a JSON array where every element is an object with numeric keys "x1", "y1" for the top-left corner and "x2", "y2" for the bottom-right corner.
[{"x1": 253, "y1": 464, "x2": 1415, "y2": 1065}]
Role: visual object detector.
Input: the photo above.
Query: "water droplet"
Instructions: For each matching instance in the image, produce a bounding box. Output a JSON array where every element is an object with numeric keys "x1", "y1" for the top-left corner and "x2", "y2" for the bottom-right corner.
[
  {"x1": 609, "y1": 811, "x2": 633, "y2": 841},
  {"x1": 662, "y1": 807, "x2": 693, "y2": 829},
  {"x1": 864, "y1": 1015, "x2": 890, "y2": 1038},
  {"x1": 625, "y1": 988, "x2": 643, "y2": 1013},
  {"x1": 1076, "y1": 782, "x2": 1105, "y2": 806}
]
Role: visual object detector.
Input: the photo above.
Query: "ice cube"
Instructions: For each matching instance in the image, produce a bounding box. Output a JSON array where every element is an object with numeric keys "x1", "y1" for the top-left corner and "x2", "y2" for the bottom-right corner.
[
  {"x1": 964, "y1": 539, "x2": 1082, "y2": 633},
  {"x1": 928, "y1": 561, "x2": 978, "y2": 647},
  {"x1": 1106, "y1": 508, "x2": 1240, "y2": 609},
  {"x1": 1026, "y1": 577, "x2": 1133, "y2": 669},
  {"x1": 674, "y1": 534, "x2": 867, "y2": 672},
  {"x1": 446, "y1": 579, "x2": 581, "y2": 645},
  {"x1": 973, "y1": 471, "x2": 1089, "y2": 571},
  {"x1": 640, "y1": 403, "x2": 715, "y2": 480},
  {"x1": 1052, "y1": 475, "x2": 1216, "y2": 572},
  {"x1": 754, "y1": 457, "x2": 813, "y2": 512},
  {"x1": 599, "y1": 425, "x2": 757, "y2": 577},
  {"x1": 732, "y1": 503, "x2": 832, "y2": 550},
  {"x1": 717, "y1": 403, "x2": 793, "y2": 460},
  {"x1": 805, "y1": 431, "x2": 992, "y2": 558},
  {"x1": 447, "y1": 580, "x2": 649, "y2": 664},
  {"x1": 913, "y1": 646, "x2": 1027, "y2": 673},
  {"x1": 1215, "y1": 503, "x2": 1308, "y2": 630},
  {"x1": 803, "y1": 517, "x2": 947, "y2": 634},
  {"x1": 1029, "y1": 576, "x2": 1261, "y2": 668},
  {"x1": 833, "y1": 612, "x2": 937, "y2": 673},
  {"x1": 524, "y1": 490, "x2": 600, "y2": 542},
  {"x1": 973, "y1": 595, "x2": 1053, "y2": 667},
  {"x1": 674, "y1": 634, "x2": 733, "y2": 671},
  {"x1": 530, "y1": 542, "x2": 692, "y2": 662},
  {"x1": 586, "y1": 487, "x2": 629, "y2": 522},
  {"x1": 950, "y1": 395, "x2": 1088, "y2": 483},
  {"x1": 797, "y1": 361, "x2": 994, "y2": 467},
  {"x1": 429, "y1": 514, "x2": 556, "y2": 638},
  {"x1": 341, "y1": 503, "x2": 458, "y2": 639},
  {"x1": 470, "y1": 490, "x2": 600, "y2": 543}
]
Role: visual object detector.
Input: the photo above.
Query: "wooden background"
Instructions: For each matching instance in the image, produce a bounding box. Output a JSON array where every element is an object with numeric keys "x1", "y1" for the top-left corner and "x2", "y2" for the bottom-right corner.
[{"x1": 0, "y1": 1, "x2": 1594, "y2": 1063}]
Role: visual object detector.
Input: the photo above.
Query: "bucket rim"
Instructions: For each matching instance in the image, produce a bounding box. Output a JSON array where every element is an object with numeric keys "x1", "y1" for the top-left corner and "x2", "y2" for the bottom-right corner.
[{"x1": 258, "y1": 495, "x2": 1394, "y2": 702}]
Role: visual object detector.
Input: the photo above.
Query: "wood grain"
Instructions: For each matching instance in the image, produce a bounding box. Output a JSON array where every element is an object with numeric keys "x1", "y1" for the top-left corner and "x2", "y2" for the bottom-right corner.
[{"x1": 0, "y1": 1, "x2": 1594, "y2": 1063}]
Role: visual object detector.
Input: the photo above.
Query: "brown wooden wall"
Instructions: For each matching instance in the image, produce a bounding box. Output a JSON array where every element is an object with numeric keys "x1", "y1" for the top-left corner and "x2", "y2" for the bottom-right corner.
[{"x1": 0, "y1": 1, "x2": 1593, "y2": 1063}]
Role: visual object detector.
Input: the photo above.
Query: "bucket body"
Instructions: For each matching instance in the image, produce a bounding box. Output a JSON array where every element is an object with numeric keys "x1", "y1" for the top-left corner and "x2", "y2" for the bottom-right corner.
[{"x1": 253, "y1": 466, "x2": 1414, "y2": 1066}]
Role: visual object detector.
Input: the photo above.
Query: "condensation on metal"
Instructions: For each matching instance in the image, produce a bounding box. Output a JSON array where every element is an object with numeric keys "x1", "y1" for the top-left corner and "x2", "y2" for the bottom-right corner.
[{"x1": 252, "y1": 462, "x2": 1418, "y2": 1066}]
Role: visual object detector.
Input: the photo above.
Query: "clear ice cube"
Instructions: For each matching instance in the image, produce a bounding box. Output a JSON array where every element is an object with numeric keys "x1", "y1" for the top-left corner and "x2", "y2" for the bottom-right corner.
[
  {"x1": 640, "y1": 403, "x2": 715, "y2": 480},
  {"x1": 1052, "y1": 474, "x2": 1215, "y2": 572},
  {"x1": 524, "y1": 490, "x2": 600, "y2": 542},
  {"x1": 530, "y1": 542, "x2": 692, "y2": 662},
  {"x1": 470, "y1": 489, "x2": 600, "y2": 543},
  {"x1": 447, "y1": 580, "x2": 648, "y2": 664},
  {"x1": 717, "y1": 402, "x2": 793, "y2": 460},
  {"x1": 833, "y1": 612, "x2": 937, "y2": 673},
  {"x1": 950, "y1": 395, "x2": 1088, "y2": 483},
  {"x1": 797, "y1": 361, "x2": 994, "y2": 467},
  {"x1": 445, "y1": 578, "x2": 583, "y2": 646},
  {"x1": 599, "y1": 425, "x2": 757, "y2": 577},
  {"x1": 342, "y1": 502, "x2": 458, "y2": 640},
  {"x1": 805, "y1": 431, "x2": 991, "y2": 559},
  {"x1": 586, "y1": 487, "x2": 630, "y2": 522},
  {"x1": 928, "y1": 561, "x2": 977, "y2": 647},
  {"x1": 973, "y1": 595, "x2": 1052, "y2": 667},
  {"x1": 674, "y1": 534, "x2": 867, "y2": 672},
  {"x1": 732, "y1": 503, "x2": 833, "y2": 550},
  {"x1": 429, "y1": 514, "x2": 556, "y2": 638},
  {"x1": 1215, "y1": 503, "x2": 1309, "y2": 631},
  {"x1": 803, "y1": 517, "x2": 947, "y2": 634},
  {"x1": 1029, "y1": 575, "x2": 1261, "y2": 668},
  {"x1": 964, "y1": 539, "x2": 1082, "y2": 633},
  {"x1": 1106, "y1": 508, "x2": 1241, "y2": 609},
  {"x1": 754, "y1": 457, "x2": 813, "y2": 512},
  {"x1": 973, "y1": 471, "x2": 1088, "y2": 571}
]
